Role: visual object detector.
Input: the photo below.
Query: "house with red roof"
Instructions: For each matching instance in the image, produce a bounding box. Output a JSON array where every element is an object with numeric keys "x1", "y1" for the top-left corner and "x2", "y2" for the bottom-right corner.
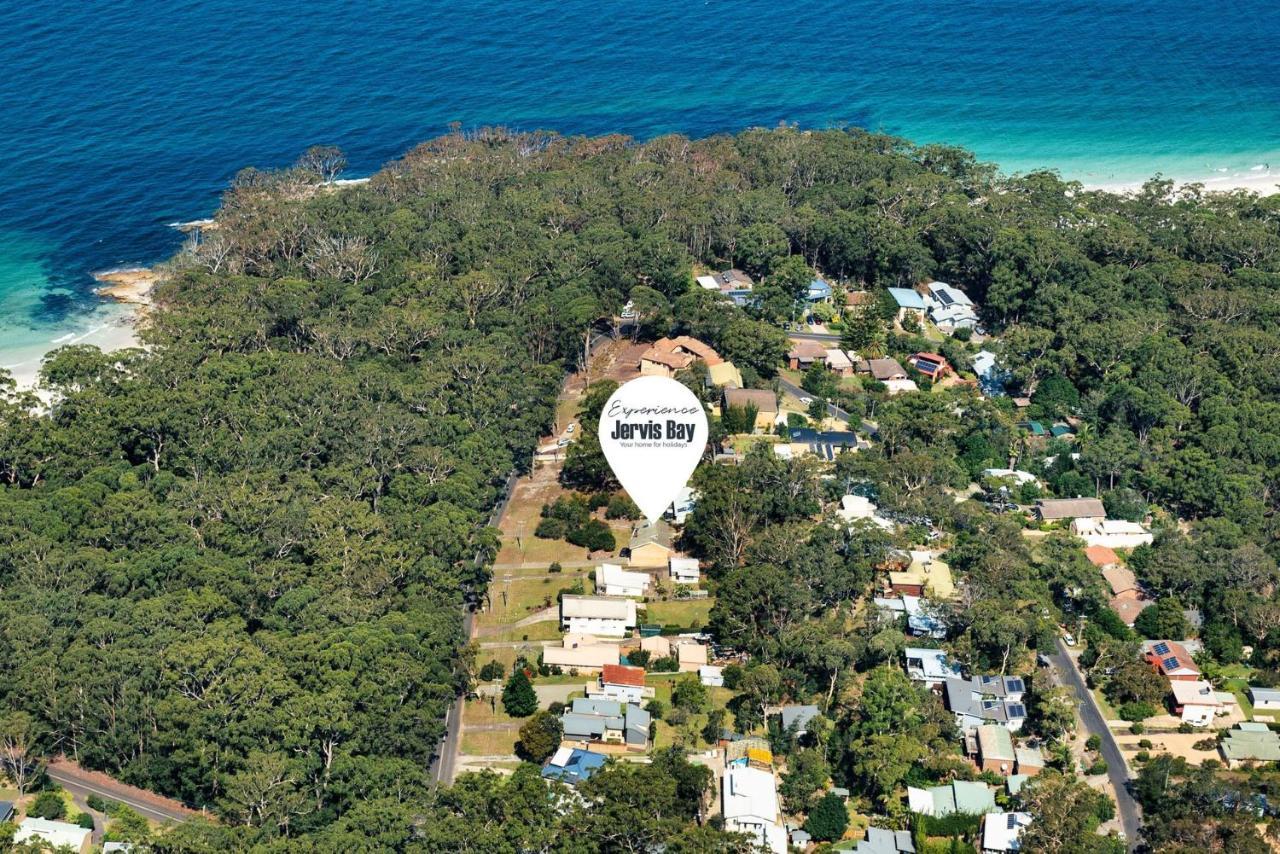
[
  {"x1": 596, "y1": 664, "x2": 652, "y2": 703},
  {"x1": 908, "y1": 352, "x2": 952, "y2": 380},
  {"x1": 1144, "y1": 641, "x2": 1201, "y2": 681}
]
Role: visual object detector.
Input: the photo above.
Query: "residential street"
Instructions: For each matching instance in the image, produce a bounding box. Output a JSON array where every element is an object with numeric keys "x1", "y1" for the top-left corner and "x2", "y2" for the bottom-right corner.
[
  {"x1": 1048, "y1": 637, "x2": 1142, "y2": 850},
  {"x1": 46, "y1": 759, "x2": 202, "y2": 825},
  {"x1": 776, "y1": 376, "x2": 878, "y2": 436}
]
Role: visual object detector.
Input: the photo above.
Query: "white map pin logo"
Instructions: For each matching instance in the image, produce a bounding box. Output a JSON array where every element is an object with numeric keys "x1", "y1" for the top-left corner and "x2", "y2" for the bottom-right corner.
[{"x1": 598, "y1": 376, "x2": 708, "y2": 524}]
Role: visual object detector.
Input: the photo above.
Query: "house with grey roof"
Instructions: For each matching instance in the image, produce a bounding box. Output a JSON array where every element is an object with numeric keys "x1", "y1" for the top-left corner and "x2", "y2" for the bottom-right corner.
[
  {"x1": 779, "y1": 704, "x2": 820, "y2": 737},
  {"x1": 1249, "y1": 686, "x2": 1280, "y2": 713},
  {"x1": 561, "y1": 698, "x2": 650, "y2": 749},
  {"x1": 945, "y1": 675, "x2": 1027, "y2": 733},
  {"x1": 904, "y1": 647, "x2": 963, "y2": 688},
  {"x1": 856, "y1": 826, "x2": 917, "y2": 853}
]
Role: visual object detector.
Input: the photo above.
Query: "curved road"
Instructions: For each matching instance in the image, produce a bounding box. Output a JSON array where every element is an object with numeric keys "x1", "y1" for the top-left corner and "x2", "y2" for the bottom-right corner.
[
  {"x1": 776, "y1": 376, "x2": 877, "y2": 436},
  {"x1": 1048, "y1": 637, "x2": 1142, "y2": 850}
]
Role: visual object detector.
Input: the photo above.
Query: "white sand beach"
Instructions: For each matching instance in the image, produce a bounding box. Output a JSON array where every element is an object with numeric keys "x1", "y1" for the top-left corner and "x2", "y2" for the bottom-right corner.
[
  {"x1": 1083, "y1": 167, "x2": 1280, "y2": 197},
  {"x1": 1, "y1": 304, "x2": 141, "y2": 392}
]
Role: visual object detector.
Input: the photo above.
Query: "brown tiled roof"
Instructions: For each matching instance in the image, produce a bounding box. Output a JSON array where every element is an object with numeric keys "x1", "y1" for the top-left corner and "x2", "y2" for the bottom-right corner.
[
  {"x1": 602, "y1": 664, "x2": 647, "y2": 688},
  {"x1": 868, "y1": 358, "x2": 908, "y2": 381},
  {"x1": 1085, "y1": 545, "x2": 1120, "y2": 567},
  {"x1": 724, "y1": 387, "x2": 777, "y2": 413},
  {"x1": 787, "y1": 339, "x2": 828, "y2": 361},
  {"x1": 1035, "y1": 498, "x2": 1105, "y2": 519},
  {"x1": 1111, "y1": 594, "x2": 1153, "y2": 626},
  {"x1": 1103, "y1": 565, "x2": 1138, "y2": 596}
]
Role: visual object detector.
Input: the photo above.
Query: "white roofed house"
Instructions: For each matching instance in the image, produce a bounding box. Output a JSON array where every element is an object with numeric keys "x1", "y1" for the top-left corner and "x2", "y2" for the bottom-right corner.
[
  {"x1": 1070, "y1": 517, "x2": 1154, "y2": 549},
  {"x1": 596, "y1": 563, "x2": 650, "y2": 598},
  {"x1": 16, "y1": 818, "x2": 92, "y2": 854},
  {"x1": 1169, "y1": 679, "x2": 1233, "y2": 727},
  {"x1": 722, "y1": 765, "x2": 787, "y2": 854},
  {"x1": 924, "y1": 282, "x2": 979, "y2": 332},
  {"x1": 669, "y1": 557, "x2": 701, "y2": 585},
  {"x1": 560, "y1": 595, "x2": 638, "y2": 638},
  {"x1": 904, "y1": 647, "x2": 963, "y2": 688},
  {"x1": 983, "y1": 812, "x2": 1032, "y2": 853},
  {"x1": 542, "y1": 635, "x2": 621, "y2": 672},
  {"x1": 825, "y1": 348, "x2": 855, "y2": 376}
]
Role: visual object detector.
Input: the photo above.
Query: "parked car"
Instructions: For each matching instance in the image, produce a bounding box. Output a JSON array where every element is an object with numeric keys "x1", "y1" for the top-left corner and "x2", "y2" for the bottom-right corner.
[
  {"x1": 566, "y1": 423, "x2": 576, "y2": 434},
  {"x1": 799, "y1": 396, "x2": 812, "y2": 405},
  {"x1": 557, "y1": 438, "x2": 571, "y2": 447}
]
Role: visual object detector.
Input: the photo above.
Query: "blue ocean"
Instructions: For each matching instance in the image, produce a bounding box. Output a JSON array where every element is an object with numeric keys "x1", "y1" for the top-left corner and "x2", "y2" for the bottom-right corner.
[{"x1": 3, "y1": 0, "x2": 1279, "y2": 371}]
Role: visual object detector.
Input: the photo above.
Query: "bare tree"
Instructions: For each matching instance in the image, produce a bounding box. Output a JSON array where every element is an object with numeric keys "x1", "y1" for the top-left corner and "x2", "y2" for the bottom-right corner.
[
  {"x1": 295, "y1": 145, "x2": 347, "y2": 183},
  {"x1": 303, "y1": 234, "x2": 380, "y2": 286},
  {"x1": 0, "y1": 712, "x2": 41, "y2": 795}
]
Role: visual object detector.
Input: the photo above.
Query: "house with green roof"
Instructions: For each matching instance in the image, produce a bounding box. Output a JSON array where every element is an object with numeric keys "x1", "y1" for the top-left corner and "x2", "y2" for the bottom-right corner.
[
  {"x1": 907, "y1": 780, "x2": 996, "y2": 817},
  {"x1": 1221, "y1": 723, "x2": 1280, "y2": 768}
]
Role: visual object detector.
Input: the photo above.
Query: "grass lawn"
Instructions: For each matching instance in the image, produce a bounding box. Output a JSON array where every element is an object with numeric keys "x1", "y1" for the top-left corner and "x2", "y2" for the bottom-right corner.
[
  {"x1": 481, "y1": 576, "x2": 590, "y2": 627},
  {"x1": 461, "y1": 727, "x2": 519, "y2": 756},
  {"x1": 1091, "y1": 687, "x2": 1121, "y2": 722},
  {"x1": 490, "y1": 621, "x2": 564, "y2": 643},
  {"x1": 1222, "y1": 677, "x2": 1255, "y2": 718},
  {"x1": 645, "y1": 599, "x2": 714, "y2": 629}
]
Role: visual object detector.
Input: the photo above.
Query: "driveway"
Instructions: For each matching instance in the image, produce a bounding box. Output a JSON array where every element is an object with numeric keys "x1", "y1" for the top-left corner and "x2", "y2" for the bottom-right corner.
[{"x1": 1049, "y1": 637, "x2": 1142, "y2": 850}]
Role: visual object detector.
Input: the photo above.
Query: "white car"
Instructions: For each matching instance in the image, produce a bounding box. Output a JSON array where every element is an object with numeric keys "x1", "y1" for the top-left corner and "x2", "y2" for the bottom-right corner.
[
  {"x1": 556, "y1": 438, "x2": 571, "y2": 448},
  {"x1": 566, "y1": 424, "x2": 575, "y2": 434},
  {"x1": 799, "y1": 396, "x2": 812, "y2": 405}
]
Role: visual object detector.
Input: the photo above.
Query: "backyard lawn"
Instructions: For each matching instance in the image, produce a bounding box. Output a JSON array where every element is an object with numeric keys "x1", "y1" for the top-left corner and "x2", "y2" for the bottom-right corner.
[{"x1": 645, "y1": 598, "x2": 714, "y2": 629}]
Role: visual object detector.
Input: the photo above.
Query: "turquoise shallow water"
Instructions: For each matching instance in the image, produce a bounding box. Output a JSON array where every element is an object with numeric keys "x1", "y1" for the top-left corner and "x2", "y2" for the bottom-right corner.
[{"x1": 1, "y1": 0, "x2": 1278, "y2": 364}]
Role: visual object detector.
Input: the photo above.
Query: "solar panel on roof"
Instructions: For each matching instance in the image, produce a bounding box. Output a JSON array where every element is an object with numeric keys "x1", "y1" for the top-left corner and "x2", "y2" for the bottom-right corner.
[
  {"x1": 1007, "y1": 813, "x2": 1018, "y2": 829},
  {"x1": 1153, "y1": 642, "x2": 1170, "y2": 655},
  {"x1": 1007, "y1": 704, "x2": 1026, "y2": 718},
  {"x1": 935, "y1": 290, "x2": 954, "y2": 307},
  {"x1": 1163, "y1": 656, "x2": 1180, "y2": 670},
  {"x1": 1007, "y1": 678, "x2": 1024, "y2": 693}
]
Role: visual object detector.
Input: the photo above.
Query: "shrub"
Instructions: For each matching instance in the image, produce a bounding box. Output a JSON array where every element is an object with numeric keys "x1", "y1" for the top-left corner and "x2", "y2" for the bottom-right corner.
[
  {"x1": 645, "y1": 699, "x2": 667, "y2": 719},
  {"x1": 86, "y1": 795, "x2": 109, "y2": 812},
  {"x1": 516, "y1": 711, "x2": 563, "y2": 763},
  {"x1": 548, "y1": 561, "x2": 563, "y2": 573},
  {"x1": 1178, "y1": 722, "x2": 1194, "y2": 734},
  {"x1": 502, "y1": 670, "x2": 538, "y2": 717},
  {"x1": 1193, "y1": 737, "x2": 1217, "y2": 751},
  {"x1": 567, "y1": 518, "x2": 615, "y2": 552},
  {"x1": 1086, "y1": 734, "x2": 1102, "y2": 751},
  {"x1": 535, "y1": 517, "x2": 568, "y2": 540},
  {"x1": 1138, "y1": 738, "x2": 1153, "y2": 749},
  {"x1": 803, "y1": 792, "x2": 849, "y2": 842},
  {"x1": 478, "y1": 661, "x2": 505, "y2": 681},
  {"x1": 627, "y1": 649, "x2": 652, "y2": 669},
  {"x1": 75, "y1": 813, "x2": 94, "y2": 830},
  {"x1": 586, "y1": 492, "x2": 610, "y2": 511},
  {"x1": 1130, "y1": 722, "x2": 1146, "y2": 735},
  {"x1": 1135, "y1": 750, "x2": 1151, "y2": 763},
  {"x1": 1087, "y1": 758, "x2": 1108, "y2": 775},
  {"x1": 605, "y1": 494, "x2": 640, "y2": 519},
  {"x1": 722, "y1": 663, "x2": 744, "y2": 690},
  {"x1": 1118, "y1": 701, "x2": 1156, "y2": 722},
  {"x1": 651, "y1": 656, "x2": 679, "y2": 673},
  {"x1": 30, "y1": 791, "x2": 66, "y2": 820},
  {"x1": 548, "y1": 701, "x2": 566, "y2": 716}
]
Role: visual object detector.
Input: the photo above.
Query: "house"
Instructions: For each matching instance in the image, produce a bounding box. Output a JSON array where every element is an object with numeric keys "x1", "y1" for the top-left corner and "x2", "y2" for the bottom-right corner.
[
  {"x1": 702, "y1": 269, "x2": 756, "y2": 306},
  {"x1": 924, "y1": 282, "x2": 979, "y2": 332},
  {"x1": 1143, "y1": 640, "x2": 1201, "y2": 681},
  {"x1": 976, "y1": 724, "x2": 1017, "y2": 775},
  {"x1": 946, "y1": 675, "x2": 1028, "y2": 733},
  {"x1": 1015, "y1": 745, "x2": 1045, "y2": 776},
  {"x1": 541, "y1": 746, "x2": 608, "y2": 785},
  {"x1": 1169, "y1": 679, "x2": 1231, "y2": 727},
  {"x1": 722, "y1": 765, "x2": 787, "y2": 854},
  {"x1": 722, "y1": 387, "x2": 778, "y2": 433},
  {"x1": 787, "y1": 339, "x2": 829, "y2": 370},
  {"x1": 639, "y1": 336, "x2": 743, "y2": 387},
  {"x1": 855, "y1": 827, "x2": 917, "y2": 854},
  {"x1": 676, "y1": 641, "x2": 709, "y2": 672},
  {"x1": 1111, "y1": 592, "x2": 1154, "y2": 628},
  {"x1": 1034, "y1": 497, "x2": 1106, "y2": 523},
  {"x1": 628, "y1": 520, "x2": 674, "y2": 567},
  {"x1": 875, "y1": 594, "x2": 946, "y2": 638},
  {"x1": 982, "y1": 812, "x2": 1032, "y2": 853},
  {"x1": 779, "y1": 704, "x2": 821, "y2": 737},
  {"x1": 888, "y1": 287, "x2": 927, "y2": 323},
  {"x1": 839, "y1": 495, "x2": 894, "y2": 531},
  {"x1": 807, "y1": 278, "x2": 834, "y2": 302},
  {"x1": 904, "y1": 647, "x2": 963, "y2": 688},
  {"x1": 868, "y1": 357, "x2": 908, "y2": 382},
  {"x1": 0, "y1": 802, "x2": 11, "y2": 823},
  {"x1": 542, "y1": 636, "x2": 621, "y2": 672},
  {"x1": 597, "y1": 563, "x2": 650, "y2": 598},
  {"x1": 907, "y1": 780, "x2": 997, "y2": 817},
  {"x1": 1006, "y1": 775, "x2": 1031, "y2": 796},
  {"x1": 972, "y1": 350, "x2": 1007, "y2": 396},
  {"x1": 1249, "y1": 686, "x2": 1280, "y2": 712},
  {"x1": 1103, "y1": 565, "x2": 1138, "y2": 596},
  {"x1": 888, "y1": 551, "x2": 955, "y2": 599},
  {"x1": 560, "y1": 595, "x2": 638, "y2": 638},
  {"x1": 15, "y1": 818, "x2": 92, "y2": 854},
  {"x1": 1072, "y1": 518, "x2": 1154, "y2": 549},
  {"x1": 909, "y1": 352, "x2": 952, "y2": 381},
  {"x1": 561, "y1": 698, "x2": 650, "y2": 749},
  {"x1": 787, "y1": 428, "x2": 860, "y2": 460},
  {"x1": 102, "y1": 845, "x2": 135, "y2": 854},
  {"x1": 1221, "y1": 723, "x2": 1280, "y2": 767},
  {"x1": 669, "y1": 557, "x2": 700, "y2": 585},
  {"x1": 668, "y1": 487, "x2": 698, "y2": 524},
  {"x1": 981, "y1": 468, "x2": 1038, "y2": 486},
  {"x1": 825, "y1": 347, "x2": 854, "y2": 376},
  {"x1": 1084, "y1": 545, "x2": 1121, "y2": 569},
  {"x1": 700, "y1": 665, "x2": 725, "y2": 687},
  {"x1": 597, "y1": 664, "x2": 651, "y2": 703}
]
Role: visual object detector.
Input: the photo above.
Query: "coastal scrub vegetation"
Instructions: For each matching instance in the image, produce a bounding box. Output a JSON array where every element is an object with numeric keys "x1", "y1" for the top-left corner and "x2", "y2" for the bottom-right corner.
[{"x1": 0, "y1": 125, "x2": 1278, "y2": 848}]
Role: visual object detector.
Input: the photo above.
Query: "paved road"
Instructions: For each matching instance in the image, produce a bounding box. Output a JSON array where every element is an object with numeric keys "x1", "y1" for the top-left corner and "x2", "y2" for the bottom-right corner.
[
  {"x1": 1049, "y1": 637, "x2": 1142, "y2": 850},
  {"x1": 46, "y1": 762, "x2": 199, "y2": 825},
  {"x1": 789, "y1": 331, "x2": 841, "y2": 344},
  {"x1": 776, "y1": 376, "x2": 878, "y2": 436},
  {"x1": 430, "y1": 469, "x2": 520, "y2": 787}
]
